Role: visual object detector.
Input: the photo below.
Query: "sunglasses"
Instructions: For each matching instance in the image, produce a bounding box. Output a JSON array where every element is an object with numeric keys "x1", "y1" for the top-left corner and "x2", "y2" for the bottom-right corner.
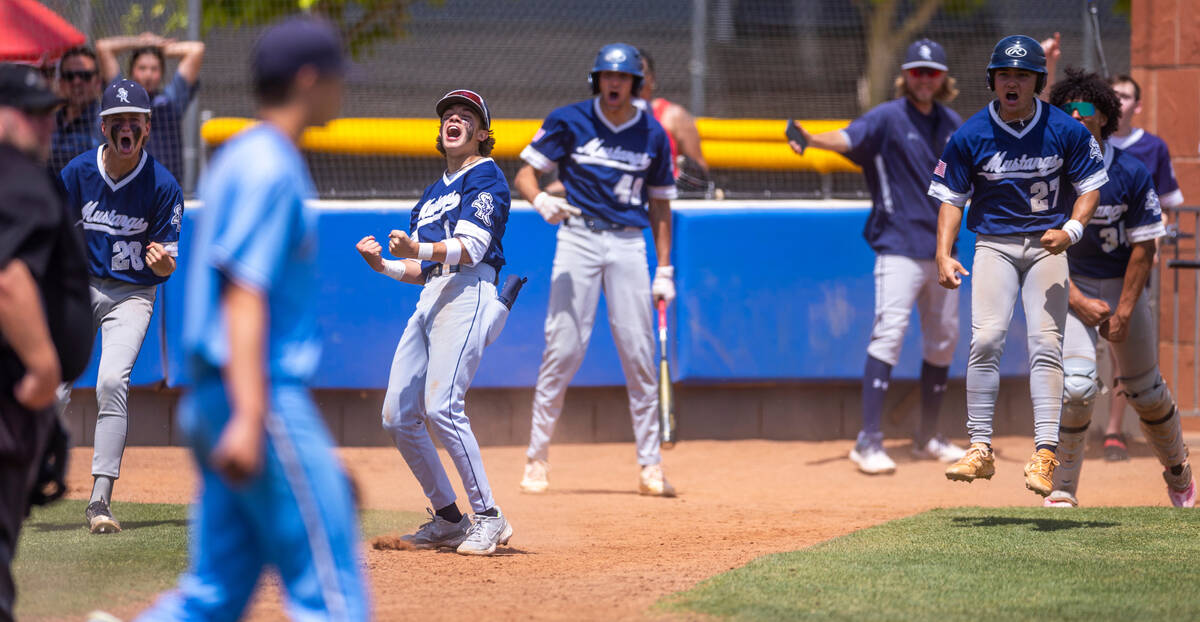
[
  {"x1": 61, "y1": 70, "x2": 96, "y2": 82},
  {"x1": 907, "y1": 67, "x2": 945, "y2": 78},
  {"x1": 1062, "y1": 101, "x2": 1096, "y2": 117}
]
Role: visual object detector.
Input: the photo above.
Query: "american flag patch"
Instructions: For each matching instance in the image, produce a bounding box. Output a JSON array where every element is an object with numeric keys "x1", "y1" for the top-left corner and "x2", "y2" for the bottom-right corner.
[
  {"x1": 532, "y1": 128, "x2": 546, "y2": 142},
  {"x1": 934, "y1": 159, "x2": 947, "y2": 177}
]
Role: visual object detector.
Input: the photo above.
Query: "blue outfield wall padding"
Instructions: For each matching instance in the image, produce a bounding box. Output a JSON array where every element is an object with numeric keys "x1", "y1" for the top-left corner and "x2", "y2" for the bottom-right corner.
[{"x1": 162, "y1": 201, "x2": 1033, "y2": 389}]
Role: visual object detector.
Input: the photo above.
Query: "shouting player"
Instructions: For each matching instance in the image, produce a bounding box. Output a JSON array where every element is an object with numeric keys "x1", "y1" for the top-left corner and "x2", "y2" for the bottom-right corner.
[
  {"x1": 1043, "y1": 69, "x2": 1195, "y2": 508},
  {"x1": 356, "y1": 89, "x2": 518, "y2": 555},
  {"x1": 789, "y1": 38, "x2": 966, "y2": 474},
  {"x1": 516, "y1": 43, "x2": 677, "y2": 496},
  {"x1": 929, "y1": 35, "x2": 1107, "y2": 497},
  {"x1": 137, "y1": 17, "x2": 368, "y2": 620},
  {"x1": 59, "y1": 79, "x2": 183, "y2": 534}
]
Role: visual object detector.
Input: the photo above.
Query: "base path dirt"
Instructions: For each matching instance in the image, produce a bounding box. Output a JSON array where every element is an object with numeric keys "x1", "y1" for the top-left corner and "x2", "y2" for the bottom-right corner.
[{"x1": 63, "y1": 434, "x2": 1195, "y2": 621}]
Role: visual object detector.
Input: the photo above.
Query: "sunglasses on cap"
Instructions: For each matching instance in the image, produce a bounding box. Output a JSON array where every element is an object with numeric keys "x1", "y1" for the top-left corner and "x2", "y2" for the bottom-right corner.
[
  {"x1": 907, "y1": 67, "x2": 945, "y2": 78},
  {"x1": 1062, "y1": 101, "x2": 1096, "y2": 117},
  {"x1": 61, "y1": 70, "x2": 97, "y2": 82}
]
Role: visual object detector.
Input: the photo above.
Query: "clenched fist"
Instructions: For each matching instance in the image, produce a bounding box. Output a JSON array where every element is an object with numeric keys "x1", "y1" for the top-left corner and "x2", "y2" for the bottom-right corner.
[
  {"x1": 355, "y1": 235, "x2": 385, "y2": 272},
  {"x1": 388, "y1": 230, "x2": 419, "y2": 259}
]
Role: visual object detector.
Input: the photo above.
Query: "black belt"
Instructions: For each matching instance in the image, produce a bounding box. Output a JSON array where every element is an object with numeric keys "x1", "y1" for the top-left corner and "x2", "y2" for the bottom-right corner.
[{"x1": 427, "y1": 263, "x2": 500, "y2": 285}]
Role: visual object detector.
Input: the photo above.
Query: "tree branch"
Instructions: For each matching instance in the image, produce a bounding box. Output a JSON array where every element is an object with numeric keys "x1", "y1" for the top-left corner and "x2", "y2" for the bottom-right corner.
[{"x1": 897, "y1": 0, "x2": 944, "y2": 44}]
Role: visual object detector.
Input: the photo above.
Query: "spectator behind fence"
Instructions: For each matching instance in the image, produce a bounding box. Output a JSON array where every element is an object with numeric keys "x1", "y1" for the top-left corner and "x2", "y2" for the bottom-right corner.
[
  {"x1": 637, "y1": 49, "x2": 709, "y2": 188},
  {"x1": 50, "y1": 46, "x2": 103, "y2": 171},
  {"x1": 0, "y1": 63, "x2": 93, "y2": 622},
  {"x1": 97, "y1": 32, "x2": 205, "y2": 184}
]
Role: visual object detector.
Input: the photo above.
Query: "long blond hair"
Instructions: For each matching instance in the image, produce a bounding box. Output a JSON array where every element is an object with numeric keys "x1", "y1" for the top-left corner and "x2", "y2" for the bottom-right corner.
[{"x1": 894, "y1": 74, "x2": 959, "y2": 103}]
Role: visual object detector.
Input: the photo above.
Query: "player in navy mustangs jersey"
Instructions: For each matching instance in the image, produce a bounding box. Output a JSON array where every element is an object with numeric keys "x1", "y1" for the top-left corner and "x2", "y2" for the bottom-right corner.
[
  {"x1": 516, "y1": 43, "x2": 678, "y2": 496},
  {"x1": 356, "y1": 89, "x2": 521, "y2": 555},
  {"x1": 1042, "y1": 69, "x2": 1195, "y2": 508},
  {"x1": 929, "y1": 36, "x2": 1108, "y2": 497},
  {"x1": 790, "y1": 38, "x2": 966, "y2": 475},
  {"x1": 59, "y1": 79, "x2": 183, "y2": 534}
]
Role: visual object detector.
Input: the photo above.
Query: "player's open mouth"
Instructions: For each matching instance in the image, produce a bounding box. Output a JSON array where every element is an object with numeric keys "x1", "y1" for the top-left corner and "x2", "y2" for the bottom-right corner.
[
  {"x1": 1005, "y1": 92, "x2": 1019, "y2": 102},
  {"x1": 606, "y1": 90, "x2": 620, "y2": 103},
  {"x1": 118, "y1": 136, "x2": 134, "y2": 153},
  {"x1": 446, "y1": 125, "x2": 463, "y2": 141}
]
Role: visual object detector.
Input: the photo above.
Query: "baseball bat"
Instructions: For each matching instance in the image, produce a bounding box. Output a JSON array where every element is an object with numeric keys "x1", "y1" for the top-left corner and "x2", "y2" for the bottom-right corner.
[{"x1": 657, "y1": 298, "x2": 677, "y2": 449}]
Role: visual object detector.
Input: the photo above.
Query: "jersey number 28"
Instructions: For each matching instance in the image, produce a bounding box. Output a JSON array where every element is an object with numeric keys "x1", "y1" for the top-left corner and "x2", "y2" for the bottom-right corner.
[
  {"x1": 112, "y1": 241, "x2": 144, "y2": 272},
  {"x1": 1029, "y1": 178, "x2": 1061, "y2": 213}
]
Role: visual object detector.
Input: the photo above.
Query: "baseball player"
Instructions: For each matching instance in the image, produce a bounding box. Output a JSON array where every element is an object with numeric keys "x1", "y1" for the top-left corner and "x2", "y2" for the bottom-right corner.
[
  {"x1": 136, "y1": 17, "x2": 368, "y2": 621},
  {"x1": 1043, "y1": 69, "x2": 1195, "y2": 508},
  {"x1": 930, "y1": 35, "x2": 1108, "y2": 497},
  {"x1": 789, "y1": 38, "x2": 966, "y2": 475},
  {"x1": 516, "y1": 43, "x2": 677, "y2": 496},
  {"x1": 1098, "y1": 73, "x2": 1186, "y2": 460},
  {"x1": 59, "y1": 78, "x2": 183, "y2": 534},
  {"x1": 356, "y1": 89, "x2": 520, "y2": 556}
]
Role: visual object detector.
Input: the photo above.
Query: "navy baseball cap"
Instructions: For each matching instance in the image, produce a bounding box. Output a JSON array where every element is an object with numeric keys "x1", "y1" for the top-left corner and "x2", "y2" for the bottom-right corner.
[
  {"x1": 902, "y1": 39, "x2": 948, "y2": 72},
  {"x1": 0, "y1": 63, "x2": 63, "y2": 111},
  {"x1": 253, "y1": 16, "x2": 350, "y2": 84},
  {"x1": 100, "y1": 79, "x2": 151, "y2": 116},
  {"x1": 436, "y1": 89, "x2": 490, "y2": 129}
]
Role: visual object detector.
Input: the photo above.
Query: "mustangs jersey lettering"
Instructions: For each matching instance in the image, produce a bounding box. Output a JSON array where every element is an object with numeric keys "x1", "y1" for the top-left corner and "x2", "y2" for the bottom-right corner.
[
  {"x1": 929, "y1": 99, "x2": 1108, "y2": 235},
  {"x1": 60, "y1": 145, "x2": 184, "y2": 286},
  {"x1": 1065, "y1": 143, "x2": 1166, "y2": 279},
  {"x1": 520, "y1": 98, "x2": 677, "y2": 229},
  {"x1": 410, "y1": 157, "x2": 510, "y2": 278}
]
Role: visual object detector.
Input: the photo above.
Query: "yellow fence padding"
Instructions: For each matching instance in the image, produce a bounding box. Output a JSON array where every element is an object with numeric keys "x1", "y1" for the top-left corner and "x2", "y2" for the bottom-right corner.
[{"x1": 200, "y1": 117, "x2": 860, "y2": 173}]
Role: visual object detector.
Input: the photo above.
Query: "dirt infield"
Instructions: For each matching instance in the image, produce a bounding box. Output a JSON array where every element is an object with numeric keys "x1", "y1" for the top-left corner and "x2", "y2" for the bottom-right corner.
[{"x1": 62, "y1": 432, "x2": 1197, "y2": 621}]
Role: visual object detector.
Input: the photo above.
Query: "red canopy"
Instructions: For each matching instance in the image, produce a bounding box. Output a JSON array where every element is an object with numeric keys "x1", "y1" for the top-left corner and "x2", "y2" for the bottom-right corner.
[{"x1": 0, "y1": 0, "x2": 86, "y2": 63}]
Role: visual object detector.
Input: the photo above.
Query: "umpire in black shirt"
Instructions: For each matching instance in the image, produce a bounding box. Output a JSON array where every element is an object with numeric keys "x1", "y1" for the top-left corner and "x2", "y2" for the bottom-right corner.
[{"x1": 0, "y1": 63, "x2": 92, "y2": 622}]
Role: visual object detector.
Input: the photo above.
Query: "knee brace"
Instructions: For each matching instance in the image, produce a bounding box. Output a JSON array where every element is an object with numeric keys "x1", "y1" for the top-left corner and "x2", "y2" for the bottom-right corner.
[
  {"x1": 1060, "y1": 356, "x2": 1099, "y2": 431},
  {"x1": 1120, "y1": 368, "x2": 1174, "y2": 422}
]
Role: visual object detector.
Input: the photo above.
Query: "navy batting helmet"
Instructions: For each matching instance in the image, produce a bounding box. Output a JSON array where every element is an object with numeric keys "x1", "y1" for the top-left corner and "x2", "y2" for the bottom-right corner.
[
  {"x1": 986, "y1": 35, "x2": 1047, "y2": 93},
  {"x1": 588, "y1": 43, "x2": 643, "y2": 95}
]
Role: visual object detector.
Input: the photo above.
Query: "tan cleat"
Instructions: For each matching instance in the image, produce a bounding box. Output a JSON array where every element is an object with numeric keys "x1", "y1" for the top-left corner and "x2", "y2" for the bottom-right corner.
[
  {"x1": 1024, "y1": 448, "x2": 1059, "y2": 497},
  {"x1": 945, "y1": 442, "x2": 995, "y2": 482},
  {"x1": 520, "y1": 458, "x2": 549, "y2": 494},
  {"x1": 639, "y1": 464, "x2": 676, "y2": 497}
]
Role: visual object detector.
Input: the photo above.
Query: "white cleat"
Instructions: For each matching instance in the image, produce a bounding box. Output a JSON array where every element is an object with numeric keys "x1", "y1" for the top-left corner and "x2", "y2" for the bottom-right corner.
[
  {"x1": 1043, "y1": 490, "x2": 1078, "y2": 508},
  {"x1": 520, "y1": 458, "x2": 549, "y2": 494},
  {"x1": 639, "y1": 463, "x2": 677, "y2": 497},
  {"x1": 850, "y1": 443, "x2": 896, "y2": 475},
  {"x1": 912, "y1": 436, "x2": 968, "y2": 463},
  {"x1": 456, "y1": 511, "x2": 513, "y2": 556}
]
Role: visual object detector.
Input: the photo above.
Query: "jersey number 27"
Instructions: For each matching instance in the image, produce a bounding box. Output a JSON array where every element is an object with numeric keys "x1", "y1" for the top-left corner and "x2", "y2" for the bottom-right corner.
[{"x1": 1029, "y1": 178, "x2": 1061, "y2": 213}]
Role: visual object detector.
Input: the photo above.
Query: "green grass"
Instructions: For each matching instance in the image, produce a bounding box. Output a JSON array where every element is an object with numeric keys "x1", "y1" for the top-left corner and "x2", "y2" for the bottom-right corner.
[
  {"x1": 13, "y1": 500, "x2": 423, "y2": 621},
  {"x1": 659, "y1": 507, "x2": 1200, "y2": 622}
]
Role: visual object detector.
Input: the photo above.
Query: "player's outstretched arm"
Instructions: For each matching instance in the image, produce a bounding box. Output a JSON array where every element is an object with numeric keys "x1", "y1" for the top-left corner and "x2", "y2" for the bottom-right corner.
[
  {"x1": 1103, "y1": 240, "x2": 1155, "y2": 342},
  {"x1": 934, "y1": 202, "x2": 968, "y2": 289},
  {"x1": 213, "y1": 282, "x2": 267, "y2": 484},
  {"x1": 788, "y1": 121, "x2": 849, "y2": 156},
  {"x1": 0, "y1": 259, "x2": 61, "y2": 410}
]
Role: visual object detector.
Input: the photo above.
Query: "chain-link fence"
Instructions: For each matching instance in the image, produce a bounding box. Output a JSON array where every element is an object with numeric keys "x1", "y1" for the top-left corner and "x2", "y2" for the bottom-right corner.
[{"x1": 18, "y1": 0, "x2": 1131, "y2": 198}]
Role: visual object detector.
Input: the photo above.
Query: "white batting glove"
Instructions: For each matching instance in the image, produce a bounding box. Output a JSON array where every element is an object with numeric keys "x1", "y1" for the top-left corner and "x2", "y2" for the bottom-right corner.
[
  {"x1": 652, "y1": 265, "x2": 675, "y2": 305},
  {"x1": 532, "y1": 192, "x2": 581, "y2": 225}
]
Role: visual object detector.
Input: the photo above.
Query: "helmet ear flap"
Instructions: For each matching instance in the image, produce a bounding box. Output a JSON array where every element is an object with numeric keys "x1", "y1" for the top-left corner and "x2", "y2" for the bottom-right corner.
[
  {"x1": 632, "y1": 76, "x2": 643, "y2": 96},
  {"x1": 1035, "y1": 73, "x2": 1046, "y2": 95},
  {"x1": 589, "y1": 72, "x2": 599, "y2": 95},
  {"x1": 987, "y1": 70, "x2": 994, "y2": 91}
]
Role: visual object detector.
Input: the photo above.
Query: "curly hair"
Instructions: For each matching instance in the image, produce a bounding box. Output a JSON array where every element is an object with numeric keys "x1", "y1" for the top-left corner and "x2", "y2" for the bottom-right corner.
[{"x1": 1047, "y1": 67, "x2": 1121, "y2": 140}]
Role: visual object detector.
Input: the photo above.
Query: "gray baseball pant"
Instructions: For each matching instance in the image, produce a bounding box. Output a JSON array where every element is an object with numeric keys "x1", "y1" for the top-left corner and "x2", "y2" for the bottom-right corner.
[
  {"x1": 528, "y1": 220, "x2": 660, "y2": 466},
  {"x1": 381, "y1": 263, "x2": 504, "y2": 514},
  {"x1": 1054, "y1": 274, "x2": 1189, "y2": 495},
  {"x1": 88, "y1": 278, "x2": 156, "y2": 479},
  {"x1": 868, "y1": 254, "x2": 959, "y2": 367},
  {"x1": 966, "y1": 234, "x2": 1069, "y2": 447}
]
